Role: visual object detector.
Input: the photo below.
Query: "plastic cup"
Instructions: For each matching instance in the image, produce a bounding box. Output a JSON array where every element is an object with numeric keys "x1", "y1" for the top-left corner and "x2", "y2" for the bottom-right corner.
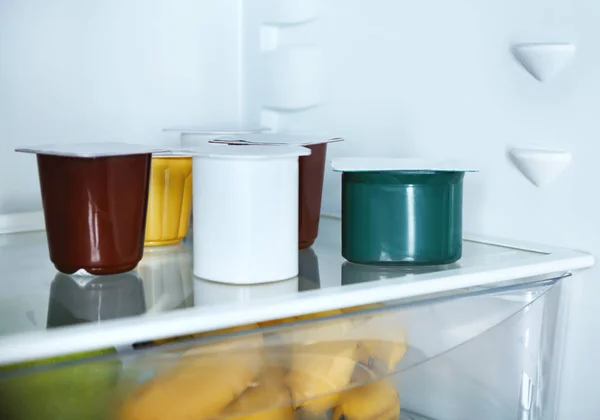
[
  {"x1": 299, "y1": 143, "x2": 327, "y2": 249},
  {"x1": 165, "y1": 126, "x2": 269, "y2": 233},
  {"x1": 332, "y1": 158, "x2": 477, "y2": 265},
  {"x1": 16, "y1": 143, "x2": 159, "y2": 275},
  {"x1": 209, "y1": 134, "x2": 343, "y2": 250},
  {"x1": 38, "y1": 154, "x2": 151, "y2": 274},
  {"x1": 190, "y1": 144, "x2": 311, "y2": 284},
  {"x1": 144, "y1": 156, "x2": 193, "y2": 247}
]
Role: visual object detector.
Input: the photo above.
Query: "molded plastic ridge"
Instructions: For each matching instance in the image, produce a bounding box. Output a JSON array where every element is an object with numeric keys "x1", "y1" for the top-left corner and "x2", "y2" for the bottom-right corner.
[
  {"x1": 512, "y1": 43, "x2": 575, "y2": 82},
  {"x1": 263, "y1": 0, "x2": 319, "y2": 25},
  {"x1": 509, "y1": 148, "x2": 572, "y2": 187}
]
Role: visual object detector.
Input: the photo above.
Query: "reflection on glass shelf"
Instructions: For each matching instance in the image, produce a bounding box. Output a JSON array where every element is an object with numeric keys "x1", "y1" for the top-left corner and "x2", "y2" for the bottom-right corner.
[
  {"x1": 194, "y1": 277, "x2": 299, "y2": 306},
  {"x1": 0, "y1": 232, "x2": 327, "y2": 336},
  {"x1": 298, "y1": 247, "x2": 320, "y2": 291},
  {"x1": 47, "y1": 272, "x2": 146, "y2": 328},
  {"x1": 0, "y1": 215, "x2": 590, "y2": 360},
  {"x1": 342, "y1": 261, "x2": 461, "y2": 285},
  {"x1": 137, "y1": 243, "x2": 194, "y2": 314}
]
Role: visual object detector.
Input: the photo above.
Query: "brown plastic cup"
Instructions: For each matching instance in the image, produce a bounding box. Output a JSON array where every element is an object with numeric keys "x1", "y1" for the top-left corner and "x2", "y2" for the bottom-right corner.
[
  {"x1": 37, "y1": 154, "x2": 152, "y2": 275},
  {"x1": 299, "y1": 143, "x2": 327, "y2": 249}
]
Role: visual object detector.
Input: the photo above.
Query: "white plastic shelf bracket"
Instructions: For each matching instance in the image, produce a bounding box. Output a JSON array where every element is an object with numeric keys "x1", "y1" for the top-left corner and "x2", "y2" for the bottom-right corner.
[
  {"x1": 509, "y1": 148, "x2": 572, "y2": 187},
  {"x1": 512, "y1": 43, "x2": 575, "y2": 82},
  {"x1": 257, "y1": 1, "x2": 323, "y2": 132}
]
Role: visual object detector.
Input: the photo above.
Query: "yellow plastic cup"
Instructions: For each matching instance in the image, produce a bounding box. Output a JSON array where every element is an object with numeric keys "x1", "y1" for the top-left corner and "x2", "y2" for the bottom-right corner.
[{"x1": 144, "y1": 156, "x2": 193, "y2": 247}]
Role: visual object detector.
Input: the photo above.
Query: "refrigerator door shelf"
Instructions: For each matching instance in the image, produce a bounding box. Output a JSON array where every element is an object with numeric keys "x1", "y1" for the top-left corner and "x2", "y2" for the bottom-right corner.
[{"x1": 0, "y1": 212, "x2": 592, "y2": 365}]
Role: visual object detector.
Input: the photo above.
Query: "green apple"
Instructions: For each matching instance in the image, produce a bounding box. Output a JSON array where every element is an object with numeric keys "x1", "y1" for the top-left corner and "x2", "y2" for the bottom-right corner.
[{"x1": 0, "y1": 348, "x2": 120, "y2": 420}]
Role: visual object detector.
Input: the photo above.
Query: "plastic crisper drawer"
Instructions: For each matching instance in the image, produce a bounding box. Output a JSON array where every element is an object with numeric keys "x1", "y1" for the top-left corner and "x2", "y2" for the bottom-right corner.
[{"x1": 0, "y1": 274, "x2": 565, "y2": 420}]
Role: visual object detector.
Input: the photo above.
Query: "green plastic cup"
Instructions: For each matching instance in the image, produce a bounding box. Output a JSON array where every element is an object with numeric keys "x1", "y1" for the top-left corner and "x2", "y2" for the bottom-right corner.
[{"x1": 341, "y1": 171, "x2": 465, "y2": 265}]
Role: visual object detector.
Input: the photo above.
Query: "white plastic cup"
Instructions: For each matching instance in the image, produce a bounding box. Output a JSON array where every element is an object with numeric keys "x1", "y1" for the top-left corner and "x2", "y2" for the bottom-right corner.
[
  {"x1": 163, "y1": 126, "x2": 270, "y2": 233},
  {"x1": 163, "y1": 126, "x2": 269, "y2": 149},
  {"x1": 191, "y1": 144, "x2": 311, "y2": 284}
]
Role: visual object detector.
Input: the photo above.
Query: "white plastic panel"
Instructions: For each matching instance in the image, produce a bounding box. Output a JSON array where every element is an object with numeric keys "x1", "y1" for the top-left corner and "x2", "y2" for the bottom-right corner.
[
  {"x1": 262, "y1": 46, "x2": 323, "y2": 111},
  {"x1": 0, "y1": 0, "x2": 243, "y2": 213},
  {"x1": 512, "y1": 43, "x2": 576, "y2": 82},
  {"x1": 262, "y1": 0, "x2": 319, "y2": 25},
  {"x1": 237, "y1": 3, "x2": 598, "y2": 419}
]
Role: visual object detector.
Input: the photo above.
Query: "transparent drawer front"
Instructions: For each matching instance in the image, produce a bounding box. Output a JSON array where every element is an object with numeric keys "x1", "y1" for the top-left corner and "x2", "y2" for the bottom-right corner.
[
  {"x1": 399, "y1": 279, "x2": 563, "y2": 420},
  {"x1": 0, "y1": 276, "x2": 564, "y2": 420}
]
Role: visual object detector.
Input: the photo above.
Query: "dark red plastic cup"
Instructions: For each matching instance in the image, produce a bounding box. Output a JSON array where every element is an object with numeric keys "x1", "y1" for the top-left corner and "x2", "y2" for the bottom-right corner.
[
  {"x1": 299, "y1": 143, "x2": 327, "y2": 249},
  {"x1": 37, "y1": 153, "x2": 152, "y2": 275}
]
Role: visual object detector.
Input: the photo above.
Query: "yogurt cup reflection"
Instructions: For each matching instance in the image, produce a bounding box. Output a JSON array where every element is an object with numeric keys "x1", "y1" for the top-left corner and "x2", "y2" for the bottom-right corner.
[
  {"x1": 342, "y1": 261, "x2": 461, "y2": 286},
  {"x1": 298, "y1": 247, "x2": 320, "y2": 291},
  {"x1": 47, "y1": 271, "x2": 146, "y2": 328},
  {"x1": 194, "y1": 276, "x2": 299, "y2": 306},
  {"x1": 137, "y1": 244, "x2": 193, "y2": 313}
]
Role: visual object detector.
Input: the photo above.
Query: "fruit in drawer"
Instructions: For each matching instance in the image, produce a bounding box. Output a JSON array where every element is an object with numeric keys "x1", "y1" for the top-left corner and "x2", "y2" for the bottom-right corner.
[
  {"x1": 286, "y1": 341, "x2": 358, "y2": 414},
  {"x1": 136, "y1": 323, "x2": 264, "y2": 356},
  {"x1": 221, "y1": 367, "x2": 293, "y2": 420},
  {"x1": 341, "y1": 303, "x2": 387, "y2": 327},
  {"x1": 356, "y1": 338, "x2": 407, "y2": 373},
  {"x1": 332, "y1": 379, "x2": 400, "y2": 420},
  {"x1": 180, "y1": 323, "x2": 264, "y2": 357},
  {"x1": 289, "y1": 310, "x2": 353, "y2": 345},
  {"x1": 350, "y1": 314, "x2": 408, "y2": 373},
  {"x1": 260, "y1": 308, "x2": 362, "y2": 333},
  {"x1": 0, "y1": 348, "x2": 119, "y2": 420},
  {"x1": 258, "y1": 315, "x2": 298, "y2": 328},
  {"x1": 341, "y1": 303, "x2": 386, "y2": 314},
  {"x1": 118, "y1": 349, "x2": 263, "y2": 420}
]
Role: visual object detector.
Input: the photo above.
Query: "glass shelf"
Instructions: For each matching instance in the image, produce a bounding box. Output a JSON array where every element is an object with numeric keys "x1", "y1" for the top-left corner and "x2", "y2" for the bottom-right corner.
[{"x1": 0, "y1": 215, "x2": 592, "y2": 364}]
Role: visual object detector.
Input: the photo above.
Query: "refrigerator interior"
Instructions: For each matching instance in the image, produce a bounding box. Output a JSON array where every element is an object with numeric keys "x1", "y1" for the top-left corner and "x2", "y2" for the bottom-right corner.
[{"x1": 1, "y1": 1, "x2": 599, "y2": 418}]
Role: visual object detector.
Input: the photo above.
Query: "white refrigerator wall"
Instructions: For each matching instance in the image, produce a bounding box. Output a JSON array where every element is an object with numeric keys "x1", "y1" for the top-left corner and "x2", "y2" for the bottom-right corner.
[
  {"x1": 1, "y1": 0, "x2": 599, "y2": 418},
  {"x1": 0, "y1": 0, "x2": 243, "y2": 213},
  {"x1": 242, "y1": 2, "x2": 600, "y2": 418}
]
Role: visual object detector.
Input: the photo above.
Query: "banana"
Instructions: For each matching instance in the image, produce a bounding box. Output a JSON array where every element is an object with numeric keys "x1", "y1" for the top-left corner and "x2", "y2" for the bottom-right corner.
[
  {"x1": 142, "y1": 322, "x2": 262, "y2": 351},
  {"x1": 221, "y1": 367, "x2": 293, "y2": 420},
  {"x1": 356, "y1": 339, "x2": 407, "y2": 373},
  {"x1": 180, "y1": 323, "x2": 264, "y2": 358},
  {"x1": 289, "y1": 310, "x2": 354, "y2": 346},
  {"x1": 341, "y1": 303, "x2": 385, "y2": 315},
  {"x1": 296, "y1": 411, "x2": 330, "y2": 420},
  {"x1": 286, "y1": 341, "x2": 358, "y2": 414},
  {"x1": 259, "y1": 306, "x2": 382, "y2": 330},
  {"x1": 350, "y1": 313, "x2": 408, "y2": 373},
  {"x1": 145, "y1": 305, "x2": 381, "y2": 351},
  {"x1": 341, "y1": 303, "x2": 387, "y2": 328},
  {"x1": 349, "y1": 362, "x2": 377, "y2": 385},
  {"x1": 260, "y1": 312, "x2": 353, "y2": 374},
  {"x1": 258, "y1": 316, "x2": 298, "y2": 328},
  {"x1": 259, "y1": 317, "x2": 298, "y2": 370},
  {"x1": 332, "y1": 379, "x2": 400, "y2": 420},
  {"x1": 262, "y1": 344, "x2": 295, "y2": 373},
  {"x1": 118, "y1": 349, "x2": 263, "y2": 420}
]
